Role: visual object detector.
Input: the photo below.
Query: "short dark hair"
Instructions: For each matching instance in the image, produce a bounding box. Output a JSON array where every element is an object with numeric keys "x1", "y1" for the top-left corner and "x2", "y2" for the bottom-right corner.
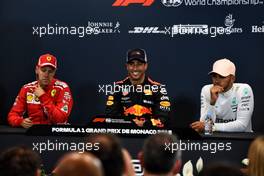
[
  {"x1": 143, "y1": 133, "x2": 180, "y2": 174},
  {"x1": 86, "y1": 133, "x2": 124, "y2": 176},
  {"x1": 0, "y1": 146, "x2": 41, "y2": 176}
]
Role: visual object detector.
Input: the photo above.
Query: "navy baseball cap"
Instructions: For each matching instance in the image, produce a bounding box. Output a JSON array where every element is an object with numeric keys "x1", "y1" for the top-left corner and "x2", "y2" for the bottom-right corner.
[{"x1": 126, "y1": 48, "x2": 147, "y2": 63}]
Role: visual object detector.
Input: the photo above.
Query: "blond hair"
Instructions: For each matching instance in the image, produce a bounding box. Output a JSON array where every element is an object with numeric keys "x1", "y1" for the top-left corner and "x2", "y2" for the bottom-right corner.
[{"x1": 248, "y1": 136, "x2": 264, "y2": 176}]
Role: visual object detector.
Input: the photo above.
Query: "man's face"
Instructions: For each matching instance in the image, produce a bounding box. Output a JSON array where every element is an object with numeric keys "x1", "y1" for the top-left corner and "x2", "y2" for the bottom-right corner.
[
  {"x1": 126, "y1": 60, "x2": 148, "y2": 81},
  {"x1": 211, "y1": 73, "x2": 235, "y2": 91},
  {"x1": 35, "y1": 66, "x2": 56, "y2": 87}
]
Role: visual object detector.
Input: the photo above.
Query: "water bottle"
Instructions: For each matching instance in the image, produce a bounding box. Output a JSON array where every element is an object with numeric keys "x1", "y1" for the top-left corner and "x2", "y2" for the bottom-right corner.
[{"x1": 204, "y1": 111, "x2": 213, "y2": 135}]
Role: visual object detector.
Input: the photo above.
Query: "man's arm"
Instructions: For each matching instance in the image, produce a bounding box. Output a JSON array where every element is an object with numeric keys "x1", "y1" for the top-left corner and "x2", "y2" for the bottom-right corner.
[
  {"x1": 191, "y1": 85, "x2": 216, "y2": 132},
  {"x1": 152, "y1": 84, "x2": 171, "y2": 126},
  {"x1": 8, "y1": 87, "x2": 27, "y2": 127},
  {"x1": 200, "y1": 85, "x2": 216, "y2": 122},
  {"x1": 105, "y1": 91, "x2": 122, "y2": 117},
  {"x1": 37, "y1": 84, "x2": 73, "y2": 124},
  {"x1": 214, "y1": 84, "x2": 254, "y2": 132}
]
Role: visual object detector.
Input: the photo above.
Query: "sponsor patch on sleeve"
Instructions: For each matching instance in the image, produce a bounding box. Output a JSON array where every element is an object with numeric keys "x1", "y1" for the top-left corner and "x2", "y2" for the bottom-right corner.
[
  {"x1": 108, "y1": 96, "x2": 114, "y2": 101},
  {"x1": 61, "y1": 105, "x2": 69, "y2": 113},
  {"x1": 107, "y1": 101, "x2": 114, "y2": 106},
  {"x1": 160, "y1": 101, "x2": 170, "y2": 107}
]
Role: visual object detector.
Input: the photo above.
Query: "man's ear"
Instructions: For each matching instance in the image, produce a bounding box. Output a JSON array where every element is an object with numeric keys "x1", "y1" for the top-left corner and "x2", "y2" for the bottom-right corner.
[
  {"x1": 35, "y1": 66, "x2": 38, "y2": 74},
  {"x1": 137, "y1": 151, "x2": 144, "y2": 167},
  {"x1": 232, "y1": 75, "x2": 236, "y2": 82},
  {"x1": 172, "y1": 160, "x2": 182, "y2": 175},
  {"x1": 35, "y1": 66, "x2": 39, "y2": 80},
  {"x1": 144, "y1": 63, "x2": 148, "y2": 70}
]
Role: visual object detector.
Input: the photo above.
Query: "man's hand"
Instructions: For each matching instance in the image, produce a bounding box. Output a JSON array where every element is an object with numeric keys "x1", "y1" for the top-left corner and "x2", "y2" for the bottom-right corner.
[
  {"x1": 34, "y1": 84, "x2": 45, "y2": 97},
  {"x1": 190, "y1": 121, "x2": 205, "y2": 133},
  {"x1": 210, "y1": 85, "x2": 224, "y2": 105},
  {"x1": 21, "y1": 117, "x2": 33, "y2": 128},
  {"x1": 133, "y1": 118, "x2": 145, "y2": 127}
]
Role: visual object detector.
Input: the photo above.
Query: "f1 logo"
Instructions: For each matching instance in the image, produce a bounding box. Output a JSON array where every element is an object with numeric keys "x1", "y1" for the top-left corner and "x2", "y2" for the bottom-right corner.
[{"x1": 112, "y1": 0, "x2": 154, "y2": 6}]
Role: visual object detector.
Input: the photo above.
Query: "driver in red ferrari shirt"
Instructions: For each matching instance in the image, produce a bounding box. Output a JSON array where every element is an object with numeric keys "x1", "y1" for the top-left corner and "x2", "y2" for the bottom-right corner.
[{"x1": 8, "y1": 54, "x2": 73, "y2": 128}]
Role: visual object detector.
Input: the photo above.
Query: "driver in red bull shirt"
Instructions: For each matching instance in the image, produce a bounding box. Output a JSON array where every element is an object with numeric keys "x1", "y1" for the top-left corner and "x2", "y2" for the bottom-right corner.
[
  {"x1": 8, "y1": 54, "x2": 73, "y2": 128},
  {"x1": 105, "y1": 48, "x2": 171, "y2": 127}
]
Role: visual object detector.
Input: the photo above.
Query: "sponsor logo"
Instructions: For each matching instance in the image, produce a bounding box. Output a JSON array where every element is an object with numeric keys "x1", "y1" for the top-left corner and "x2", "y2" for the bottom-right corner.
[
  {"x1": 160, "y1": 88, "x2": 168, "y2": 95},
  {"x1": 107, "y1": 101, "x2": 114, "y2": 106},
  {"x1": 144, "y1": 89, "x2": 153, "y2": 95},
  {"x1": 27, "y1": 94, "x2": 34, "y2": 102},
  {"x1": 151, "y1": 118, "x2": 164, "y2": 127},
  {"x1": 161, "y1": 0, "x2": 263, "y2": 6},
  {"x1": 105, "y1": 118, "x2": 132, "y2": 124},
  {"x1": 108, "y1": 96, "x2": 114, "y2": 101},
  {"x1": 128, "y1": 27, "x2": 171, "y2": 34},
  {"x1": 242, "y1": 99, "x2": 250, "y2": 103},
  {"x1": 92, "y1": 118, "x2": 106, "y2": 123},
  {"x1": 64, "y1": 92, "x2": 71, "y2": 101},
  {"x1": 122, "y1": 89, "x2": 129, "y2": 96},
  {"x1": 239, "y1": 107, "x2": 250, "y2": 111},
  {"x1": 252, "y1": 24, "x2": 264, "y2": 33},
  {"x1": 160, "y1": 101, "x2": 171, "y2": 107},
  {"x1": 161, "y1": 95, "x2": 169, "y2": 100},
  {"x1": 121, "y1": 97, "x2": 130, "y2": 100},
  {"x1": 51, "y1": 89, "x2": 57, "y2": 97},
  {"x1": 143, "y1": 100, "x2": 154, "y2": 104},
  {"x1": 46, "y1": 56, "x2": 52, "y2": 61},
  {"x1": 161, "y1": 0, "x2": 184, "y2": 6},
  {"x1": 55, "y1": 81, "x2": 68, "y2": 88},
  {"x1": 243, "y1": 88, "x2": 249, "y2": 95},
  {"x1": 171, "y1": 14, "x2": 242, "y2": 37},
  {"x1": 113, "y1": 0, "x2": 155, "y2": 6},
  {"x1": 241, "y1": 103, "x2": 249, "y2": 107},
  {"x1": 124, "y1": 104, "x2": 152, "y2": 116},
  {"x1": 160, "y1": 106, "x2": 170, "y2": 111},
  {"x1": 231, "y1": 97, "x2": 237, "y2": 105},
  {"x1": 61, "y1": 105, "x2": 69, "y2": 113},
  {"x1": 215, "y1": 118, "x2": 235, "y2": 123},
  {"x1": 26, "y1": 93, "x2": 40, "y2": 104},
  {"x1": 129, "y1": 14, "x2": 242, "y2": 38},
  {"x1": 241, "y1": 95, "x2": 251, "y2": 100},
  {"x1": 35, "y1": 96, "x2": 40, "y2": 102}
]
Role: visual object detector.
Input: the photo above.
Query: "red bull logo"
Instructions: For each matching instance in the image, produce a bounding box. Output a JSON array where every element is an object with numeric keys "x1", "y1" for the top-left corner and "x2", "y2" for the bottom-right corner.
[{"x1": 124, "y1": 104, "x2": 152, "y2": 116}]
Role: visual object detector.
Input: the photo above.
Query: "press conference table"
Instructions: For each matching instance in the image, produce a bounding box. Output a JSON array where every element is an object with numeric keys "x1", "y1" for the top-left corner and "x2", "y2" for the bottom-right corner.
[{"x1": 0, "y1": 125, "x2": 261, "y2": 175}]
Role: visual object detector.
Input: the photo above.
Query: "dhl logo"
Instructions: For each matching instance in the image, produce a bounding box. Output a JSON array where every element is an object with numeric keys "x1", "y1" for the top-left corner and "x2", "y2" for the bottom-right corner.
[
  {"x1": 124, "y1": 104, "x2": 152, "y2": 116},
  {"x1": 112, "y1": 0, "x2": 154, "y2": 6}
]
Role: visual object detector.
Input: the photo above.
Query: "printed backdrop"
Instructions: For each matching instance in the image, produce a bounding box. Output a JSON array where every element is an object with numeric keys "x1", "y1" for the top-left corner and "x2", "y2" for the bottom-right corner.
[{"x1": 0, "y1": 0, "x2": 263, "y2": 131}]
